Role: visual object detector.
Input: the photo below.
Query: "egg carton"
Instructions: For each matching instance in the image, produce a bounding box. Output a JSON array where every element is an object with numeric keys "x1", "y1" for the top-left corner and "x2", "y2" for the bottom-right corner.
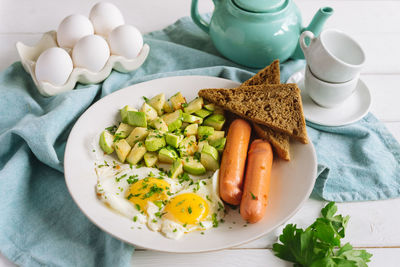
[{"x1": 16, "y1": 31, "x2": 150, "y2": 97}]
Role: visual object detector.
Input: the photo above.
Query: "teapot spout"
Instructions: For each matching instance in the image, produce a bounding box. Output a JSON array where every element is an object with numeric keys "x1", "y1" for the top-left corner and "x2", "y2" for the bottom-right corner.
[
  {"x1": 292, "y1": 7, "x2": 334, "y2": 59},
  {"x1": 305, "y1": 7, "x2": 334, "y2": 37}
]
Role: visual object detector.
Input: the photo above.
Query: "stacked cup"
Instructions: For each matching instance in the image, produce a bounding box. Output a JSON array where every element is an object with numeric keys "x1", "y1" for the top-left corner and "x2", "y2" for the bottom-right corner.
[{"x1": 300, "y1": 29, "x2": 366, "y2": 108}]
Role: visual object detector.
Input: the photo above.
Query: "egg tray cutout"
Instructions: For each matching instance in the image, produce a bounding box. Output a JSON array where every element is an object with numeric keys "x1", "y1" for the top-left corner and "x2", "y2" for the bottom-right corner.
[{"x1": 16, "y1": 31, "x2": 150, "y2": 97}]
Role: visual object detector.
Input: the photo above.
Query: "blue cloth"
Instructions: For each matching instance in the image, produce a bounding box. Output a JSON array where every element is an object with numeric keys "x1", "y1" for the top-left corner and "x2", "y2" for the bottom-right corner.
[{"x1": 0, "y1": 16, "x2": 399, "y2": 266}]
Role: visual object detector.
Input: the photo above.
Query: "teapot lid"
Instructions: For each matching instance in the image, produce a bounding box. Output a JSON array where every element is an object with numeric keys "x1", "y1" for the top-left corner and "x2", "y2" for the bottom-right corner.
[{"x1": 233, "y1": 0, "x2": 286, "y2": 13}]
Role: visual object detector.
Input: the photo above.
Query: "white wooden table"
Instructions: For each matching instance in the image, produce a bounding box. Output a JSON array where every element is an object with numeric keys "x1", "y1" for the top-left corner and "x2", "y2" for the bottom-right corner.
[{"x1": 1, "y1": 0, "x2": 399, "y2": 266}]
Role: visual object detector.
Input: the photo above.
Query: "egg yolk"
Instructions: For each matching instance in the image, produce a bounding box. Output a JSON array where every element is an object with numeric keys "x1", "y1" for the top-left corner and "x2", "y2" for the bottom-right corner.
[
  {"x1": 164, "y1": 193, "x2": 209, "y2": 225},
  {"x1": 125, "y1": 177, "x2": 170, "y2": 211}
]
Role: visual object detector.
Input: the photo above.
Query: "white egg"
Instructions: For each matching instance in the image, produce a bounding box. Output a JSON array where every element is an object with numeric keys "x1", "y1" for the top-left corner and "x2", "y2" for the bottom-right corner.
[
  {"x1": 57, "y1": 14, "x2": 94, "y2": 49},
  {"x1": 35, "y1": 47, "x2": 73, "y2": 86},
  {"x1": 72, "y1": 35, "x2": 110, "y2": 72},
  {"x1": 108, "y1": 25, "x2": 143, "y2": 59},
  {"x1": 89, "y1": 2, "x2": 124, "y2": 37}
]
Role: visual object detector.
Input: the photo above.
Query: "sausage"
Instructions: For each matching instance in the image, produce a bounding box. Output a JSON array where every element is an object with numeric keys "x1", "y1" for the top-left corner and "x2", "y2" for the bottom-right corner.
[
  {"x1": 240, "y1": 139, "x2": 273, "y2": 223},
  {"x1": 219, "y1": 119, "x2": 251, "y2": 205}
]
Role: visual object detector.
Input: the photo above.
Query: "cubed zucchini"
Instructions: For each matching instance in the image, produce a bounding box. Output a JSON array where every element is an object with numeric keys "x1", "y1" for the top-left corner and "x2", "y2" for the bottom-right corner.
[
  {"x1": 115, "y1": 122, "x2": 134, "y2": 139},
  {"x1": 126, "y1": 127, "x2": 149, "y2": 146},
  {"x1": 170, "y1": 92, "x2": 186, "y2": 110},
  {"x1": 145, "y1": 131, "x2": 166, "y2": 151},
  {"x1": 203, "y1": 114, "x2": 226, "y2": 130},
  {"x1": 114, "y1": 139, "x2": 131, "y2": 163},
  {"x1": 182, "y1": 157, "x2": 206, "y2": 175},
  {"x1": 120, "y1": 105, "x2": 137, "y2": 123},
  {"x1": 184, "y1": 123, "x2": 198, "y2": 136},
  {"x1": 184, "y1": 97, "x2": 203, "y2": 114},
  {"x1": 126, "y1": 141, "x2": 146, "y2": 165},
  {"x1": 148, "y1": 93, "x2": 166, "y2": 116},
  {"x1": 140, "y1": 103, "x2": 158, "y2": 121},
  {"x1": 99, "y1": 130, "x2": 114, "y2": 154}
]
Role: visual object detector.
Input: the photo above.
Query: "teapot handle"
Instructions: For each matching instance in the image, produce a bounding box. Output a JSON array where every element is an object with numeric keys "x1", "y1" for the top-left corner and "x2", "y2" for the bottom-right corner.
[
  {"x1": 191, "y1": 0, "x2": 211, "y2": 33},
  {"x1": 299, "y1": 31, "x2": 315, "y2": 57}
]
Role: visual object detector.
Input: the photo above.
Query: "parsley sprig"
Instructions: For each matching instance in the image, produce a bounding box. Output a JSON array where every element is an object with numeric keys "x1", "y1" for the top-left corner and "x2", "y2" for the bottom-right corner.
[{"x1": 272, "y1": 202, "x2": 372, "y2": 267}]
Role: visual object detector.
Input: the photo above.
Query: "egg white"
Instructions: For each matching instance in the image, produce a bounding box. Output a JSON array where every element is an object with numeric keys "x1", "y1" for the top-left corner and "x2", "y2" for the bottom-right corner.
[{"x1": 95, "y1": 161, "x2": 225, "y2": 239}]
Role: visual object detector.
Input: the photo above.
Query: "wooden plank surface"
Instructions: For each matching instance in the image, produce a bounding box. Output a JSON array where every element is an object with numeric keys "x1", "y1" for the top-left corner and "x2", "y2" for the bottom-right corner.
[
  {"x1": 131, "y1": 248, "x2": 400, "y2": 267},
  {"x1": 0, "y1": 0, "x2": 399, "y2": 266}
]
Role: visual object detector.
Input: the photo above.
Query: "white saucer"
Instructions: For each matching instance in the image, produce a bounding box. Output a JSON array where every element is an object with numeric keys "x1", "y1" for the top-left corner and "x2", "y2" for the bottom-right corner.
[{"x1": 287, "y1": 69, "x2": 372, "y2": 127}]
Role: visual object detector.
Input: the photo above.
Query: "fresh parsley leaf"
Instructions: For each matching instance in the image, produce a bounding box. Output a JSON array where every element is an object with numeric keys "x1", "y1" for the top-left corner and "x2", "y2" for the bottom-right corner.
[
  {"x1": 272, "y1": 202, "x2": 372, "y2": 267},
  {"x1": 105, "y1": 125, "x2": 117, "y2": 134}
]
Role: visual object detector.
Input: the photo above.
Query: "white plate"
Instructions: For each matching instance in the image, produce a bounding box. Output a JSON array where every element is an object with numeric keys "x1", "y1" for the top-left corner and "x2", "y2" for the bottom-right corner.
[
  {"x1": 287, "y1": 69, "x2": 372, "y2": 127},
  {"x1": 64, "y1": 75, "x2": 317, "y2": 253}
]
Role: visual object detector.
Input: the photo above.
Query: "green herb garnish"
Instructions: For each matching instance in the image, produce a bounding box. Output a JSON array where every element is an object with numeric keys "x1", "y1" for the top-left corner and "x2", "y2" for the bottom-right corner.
[
  {"x1": 272, "y1": 202, "x2": 372, "y2": 266},
  {"x1": 212, "y1": 213, "x2": 218, "y2": 228},
  {"x1": 115, "y1": 174, "x2": 127, "y2": 182}
]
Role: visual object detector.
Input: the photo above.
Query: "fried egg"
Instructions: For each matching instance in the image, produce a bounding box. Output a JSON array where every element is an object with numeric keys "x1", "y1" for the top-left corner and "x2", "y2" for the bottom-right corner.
[{"x1": 95, "y1": 162, "x2": 225, "y2": 239}]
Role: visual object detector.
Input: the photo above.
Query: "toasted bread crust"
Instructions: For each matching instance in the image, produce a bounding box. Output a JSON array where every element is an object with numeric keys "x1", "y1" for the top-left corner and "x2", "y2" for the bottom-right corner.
[
  {"x1": 241, "y1": 60, "x2": 281, "y2": 86},
  {"x1": 198, "y1": 84, "x2": 308, "y2": 144},
  {"x1": 252, "y1": 123, "x2": 290, "y2": 161}
]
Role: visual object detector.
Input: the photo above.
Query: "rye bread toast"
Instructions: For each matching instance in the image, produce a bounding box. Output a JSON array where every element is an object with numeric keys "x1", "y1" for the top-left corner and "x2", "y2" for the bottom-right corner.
[{"x1": 198, "y1": 84, "x2": 309, "y2": 144}]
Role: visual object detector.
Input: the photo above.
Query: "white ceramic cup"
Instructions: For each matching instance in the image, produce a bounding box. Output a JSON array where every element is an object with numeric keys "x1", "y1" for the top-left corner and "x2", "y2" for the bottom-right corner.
[
  {"x1": 305, "y1": 65, "x2": 359, "y2": 108},
  {"x1": 300, "y1": 29, "x2": 365, "y2": 83}
]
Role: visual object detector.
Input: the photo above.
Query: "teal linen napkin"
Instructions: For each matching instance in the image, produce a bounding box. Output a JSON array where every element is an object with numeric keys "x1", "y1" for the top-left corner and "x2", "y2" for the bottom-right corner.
[{"x1": 0, "y1": 16, "x2": 399, "y2": 266}]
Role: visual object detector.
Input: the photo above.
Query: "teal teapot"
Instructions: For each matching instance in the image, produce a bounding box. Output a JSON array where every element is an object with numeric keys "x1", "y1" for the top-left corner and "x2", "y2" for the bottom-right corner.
[{"x1": 191, "y1": 0, "x2": 333, "y2": 68}]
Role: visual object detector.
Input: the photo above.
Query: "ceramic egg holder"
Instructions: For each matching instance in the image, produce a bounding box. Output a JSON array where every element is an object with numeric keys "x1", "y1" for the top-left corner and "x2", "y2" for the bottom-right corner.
[{"x1": 16, "y1": 31, "x2": 150, "y2": 97}]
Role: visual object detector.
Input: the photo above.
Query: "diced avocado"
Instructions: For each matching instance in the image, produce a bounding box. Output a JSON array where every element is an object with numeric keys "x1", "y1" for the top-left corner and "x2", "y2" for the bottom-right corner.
[
  {"x1": 165, "y1": 132, "x2": 183, "y2": 148},
  {"x1": 163, "y1": 101, "x2": 174, "y2": 113},
  {"x1": 209, "y1": 137, "x2": 226, "y2": 152},
  {"x1": 140, "y1": 103, "x2": 158, "y2": 121},
  {"x1": 127, "y1": 111, "x2": 147, "y2": 127},
  {"x1": 198, "y1": 126, "x2": 214, "y2": 140},
  {"x1": 179, "y1": 135, "x2": 198, "y2": 156},
  {"x1": 201, "y1": 144, "x2": 219, "y2": 171},
  {"x1": 126, "y1": 141, "x2": 146, "y2": 165},
  {"x1": 99, "y1": 130, "x2": 114, "y2": 154},
  {"x1": 170, "y1": 92, "x2": 186, "y2": 110},
  {"x1": 194, "y1": 108, "x2": 212, "y2": 118},
  {"x1": 149, "y1": 117, "x2": 168, "y2": 133},
  {"x1": 197, "y1": 140, "x2": 209, "y2": 152},
  {"x1": 207, "y1": 130, "x2": 225, "y2": 142},
  {"x1": 144, "y1": 152, "x2": 158, "y2": 167},
  {"x1": 115, "y1": 122, "x2": 134, "y2": 139},
  {"x1": 145, "y1": 131, "x2": 166, "y2": 151},
  {"x1": 148, "y1": 93, "x2": 166, "y2": 116},
  {"x1": 126, "y1": 127, "x2": 149, "y2": 146},
  {"x1": 114, "y1": 139, "x2": 131, "y2": 163},
  {"x1": 204, "y1": 103, "x2": 215, "y2": 111},
  {"x1": 203, "y1": 114, "x2": 226, "y2": 130},
  {"x1": 183, "y1": 157, "x2": 206, "y2": 175},
  {"x1": 184, "y1": 123, "x2": 198, "y2": 136},
  {"x1": 120, "y1": 105, "x2": 137, "y2": 123},
  {"x1": 163, "y1": 109, "x2": 183, "y2": 132},
  {"x1": 158, "y1": 146, "x2": 179, "y2": 164},
  {"x1": 182, "y1": 113, "x2": 203, "y2": 124},
  {"x1": 170, "y1": 159, "x2": 183, "y2": 179},
  {"x1": 184, "y1": 97, "x2": 203, "y2": 114}
]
